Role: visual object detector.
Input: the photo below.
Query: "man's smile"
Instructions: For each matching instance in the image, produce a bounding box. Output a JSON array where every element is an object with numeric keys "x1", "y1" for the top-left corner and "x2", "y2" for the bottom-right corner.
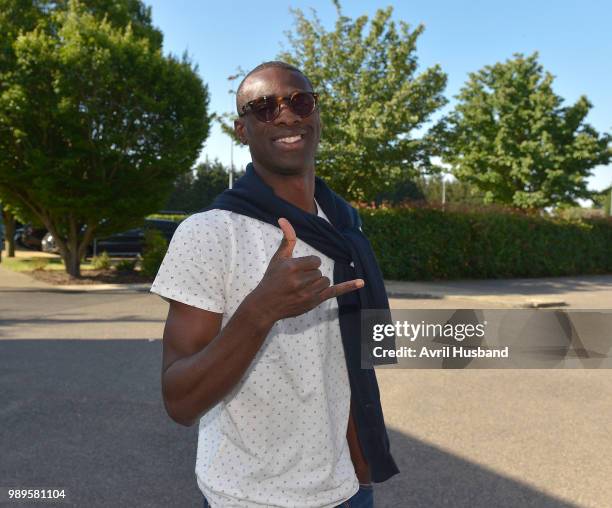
[
  {"x1": 275, "y1": 134, "x2": 302, "y2": 144},
  {"x1": 271, "y1": 131, "x2": 307, "y2": 150}
]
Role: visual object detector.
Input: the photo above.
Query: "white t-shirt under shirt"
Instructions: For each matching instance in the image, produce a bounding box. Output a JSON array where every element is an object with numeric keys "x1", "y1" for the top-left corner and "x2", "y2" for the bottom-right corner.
[{"x1": 150, "y1": 201, "x2": 359, "y2": 508}]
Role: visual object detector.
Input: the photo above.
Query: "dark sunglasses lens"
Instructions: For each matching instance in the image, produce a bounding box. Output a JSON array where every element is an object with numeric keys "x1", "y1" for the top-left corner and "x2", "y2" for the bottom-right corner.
[
  {"x1": 253, "y1": 100, "x2": 278, "y2": 122},
  {"x1": 290, "y1": 93, "x2": 316, "y2": 116}
]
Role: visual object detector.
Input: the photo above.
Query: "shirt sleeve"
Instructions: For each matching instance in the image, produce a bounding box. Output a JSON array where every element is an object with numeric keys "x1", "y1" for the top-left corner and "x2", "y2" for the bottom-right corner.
[{"x1": 150, "y1": 212, "x2": 228, "y2": 313}]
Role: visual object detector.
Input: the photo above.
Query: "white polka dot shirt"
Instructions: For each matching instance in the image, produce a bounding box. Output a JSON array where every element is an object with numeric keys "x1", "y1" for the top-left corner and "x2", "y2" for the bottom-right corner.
[{"x1": 150, "y1": 203, "x2": 358, "y2": 507}]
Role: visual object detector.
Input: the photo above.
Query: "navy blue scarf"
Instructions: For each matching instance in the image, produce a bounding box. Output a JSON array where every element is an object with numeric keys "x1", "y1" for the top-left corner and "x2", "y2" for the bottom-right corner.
[{"x1": 208, "y1": 162, "x2": 399, "y2": 482}]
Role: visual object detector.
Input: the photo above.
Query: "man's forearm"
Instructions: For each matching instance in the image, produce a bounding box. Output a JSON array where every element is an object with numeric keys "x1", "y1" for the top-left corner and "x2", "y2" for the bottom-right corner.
[{"x1": 162, "y1": 294, "x2": 275, "y2": 426}]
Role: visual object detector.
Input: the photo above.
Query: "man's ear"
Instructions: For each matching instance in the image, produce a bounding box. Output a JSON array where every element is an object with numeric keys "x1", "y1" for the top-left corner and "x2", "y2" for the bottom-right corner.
[{"x1": 234, "y1": 118, "x2": 248, "y2": 145}]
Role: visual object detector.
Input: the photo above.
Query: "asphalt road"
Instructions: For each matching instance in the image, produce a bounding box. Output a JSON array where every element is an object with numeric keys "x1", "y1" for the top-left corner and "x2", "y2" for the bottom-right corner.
[
  {"x1": 1, "y1": 268, "x2": 611, "y2": 507},
  {"x1": 1, "y1": 340, "x2": 199, "y2": 507}
]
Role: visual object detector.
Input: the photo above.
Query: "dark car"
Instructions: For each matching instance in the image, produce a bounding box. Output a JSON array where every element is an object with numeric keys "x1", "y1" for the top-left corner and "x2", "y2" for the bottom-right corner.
[
  {"x1": 41, "y1": 218, "x2": 181, "y2": 257},
  {"x1": 15, "y1": 225, "x2": 48, "y2": 250}
]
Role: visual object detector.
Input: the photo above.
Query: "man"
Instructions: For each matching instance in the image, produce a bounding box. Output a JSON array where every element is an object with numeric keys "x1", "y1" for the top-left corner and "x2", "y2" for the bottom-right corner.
[{"x1": 151, "y1": 61, "x2": 398, "y2": 508}]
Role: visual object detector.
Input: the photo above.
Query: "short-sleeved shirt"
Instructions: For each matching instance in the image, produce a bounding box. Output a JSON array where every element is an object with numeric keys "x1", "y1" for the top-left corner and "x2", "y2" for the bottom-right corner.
[{"x1": 150, "y1": 202, "x2": 359, "y2": 508}]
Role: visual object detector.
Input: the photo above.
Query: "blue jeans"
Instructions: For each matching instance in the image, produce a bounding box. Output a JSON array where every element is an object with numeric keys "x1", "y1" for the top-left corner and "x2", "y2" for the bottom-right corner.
[
  {"x1": 335, "y1": 484, "x2": 374, "y2": 508},
  {"x1": 202, "y1": 484, "x2": 374, "y2": 507}
]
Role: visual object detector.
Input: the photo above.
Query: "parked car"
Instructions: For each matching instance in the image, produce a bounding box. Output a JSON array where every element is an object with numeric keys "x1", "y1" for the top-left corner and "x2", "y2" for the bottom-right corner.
[
  {"x1": 14, "y1": 225, "x2": 48, "y2": 250},
  {"x1": 41, "y1": 232, "x2": 59, "y2": 254},
  {"x1": 41, "y1": 218, "x2": 181, "y2": 257}
]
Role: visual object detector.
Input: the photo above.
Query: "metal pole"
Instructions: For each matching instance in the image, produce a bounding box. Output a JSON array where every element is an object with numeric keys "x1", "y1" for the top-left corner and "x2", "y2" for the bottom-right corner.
[
  {"x1": 229, "y1": 85, "x2": 234, "y2": 189},
  {"x1": 227, "y1": 73, "x2": 241, "y2": 190},
  {"x1": 229, "y1": 139, "x2": 234, "y2": 189},
  {"x1": 441, "y1": 177, "x2": 446, "y2": 209}
]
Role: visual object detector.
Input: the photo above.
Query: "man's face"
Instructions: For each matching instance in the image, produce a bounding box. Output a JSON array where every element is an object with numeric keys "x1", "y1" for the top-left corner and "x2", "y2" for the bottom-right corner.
[{"x1": 234, "y1": 67, "x2": 321, "y2": 175}]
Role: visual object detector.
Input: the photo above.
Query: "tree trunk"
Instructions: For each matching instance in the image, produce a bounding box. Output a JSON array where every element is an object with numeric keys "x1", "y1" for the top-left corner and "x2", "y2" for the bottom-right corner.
[
  {"x1": 1, "y1": 209, "x2": 16, "y2": 257},
  {"x1": 5, "y1": 212, "x2": 16, "y2": 257},
  {"x1": 64, "y1": 249, "x2": 81, "y2": 278},
  {"x1": 61, "y1": 236, "x2": 82, "y2": 278},
  {"x1": 43, "y1": 218, "x2": 94, "y2": 279},
  {"x1": 64, "y1": 222, "x2": 81, "y2": 278}
]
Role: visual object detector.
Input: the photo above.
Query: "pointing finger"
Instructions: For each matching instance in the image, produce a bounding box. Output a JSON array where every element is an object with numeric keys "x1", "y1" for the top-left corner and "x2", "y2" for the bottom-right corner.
[{"x1": 319, "y1": 279, "x2": 365, "y2": 301}]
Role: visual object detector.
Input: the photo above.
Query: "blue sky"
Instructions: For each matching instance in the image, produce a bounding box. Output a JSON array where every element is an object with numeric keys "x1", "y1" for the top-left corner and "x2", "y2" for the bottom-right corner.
[{"x1": 144, "y1": 0, "x2": 612, "y2": 193}]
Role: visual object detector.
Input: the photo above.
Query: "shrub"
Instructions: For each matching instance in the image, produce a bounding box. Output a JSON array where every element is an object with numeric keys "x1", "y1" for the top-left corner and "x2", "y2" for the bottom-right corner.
[
  {"x1": 31, "y1": 258, "x2": 50, "y2": 271},
  {"x1": 141, "y1": 229, "x2": 168, "y2": 277},
  {"x1": 115, "y1": 258, "x2": 137, "y2": 272},
  {"x1": 360, "y1": 206, "x2": 612, "y2": 280},
  {"x1": 92, "y1": 251, "x2": 111, "y2": 270}
]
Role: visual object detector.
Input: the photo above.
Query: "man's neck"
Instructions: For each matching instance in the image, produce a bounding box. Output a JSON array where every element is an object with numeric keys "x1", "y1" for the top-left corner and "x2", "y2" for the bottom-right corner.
[{"x1": 252, "y1": 161, "x2": 317, "y2": 214}]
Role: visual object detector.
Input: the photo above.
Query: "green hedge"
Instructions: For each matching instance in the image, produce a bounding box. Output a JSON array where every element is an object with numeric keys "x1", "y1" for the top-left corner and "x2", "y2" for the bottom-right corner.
[
  {"x1": 360, "y1": 207, "x2": 612, "y2": 280},
  {"x1": 141, "y1": 229, "x2": 169, "y2": 277}
]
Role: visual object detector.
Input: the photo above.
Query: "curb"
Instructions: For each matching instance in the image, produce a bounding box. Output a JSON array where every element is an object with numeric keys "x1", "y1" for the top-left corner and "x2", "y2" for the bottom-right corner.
[
  {"x1": 386, "y1": 290, "x2": 443, "y2": 300},
  {"x1": 386, "y1": 289, "x2": 568, "y2": 308},
  {"x1": 517, "y1": 300, "x2": 568, "y2": 309},
  {"x1": 54, "y1": 283, "x2": 152, "y2": 293}
]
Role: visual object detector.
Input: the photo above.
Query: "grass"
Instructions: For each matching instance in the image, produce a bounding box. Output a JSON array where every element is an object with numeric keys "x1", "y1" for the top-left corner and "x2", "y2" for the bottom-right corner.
[
  {"x1": 147, "y1": 213, "x2": 188, "y2": 222},
  {"x1": 2, "y1": 255, "x2": 96, "y2": 272}
]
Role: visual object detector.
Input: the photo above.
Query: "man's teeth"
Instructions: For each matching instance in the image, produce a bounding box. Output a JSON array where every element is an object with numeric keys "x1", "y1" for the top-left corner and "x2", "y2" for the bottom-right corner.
[{"x1": 276, "y1": 135, "x2": 302, "y2": 144}]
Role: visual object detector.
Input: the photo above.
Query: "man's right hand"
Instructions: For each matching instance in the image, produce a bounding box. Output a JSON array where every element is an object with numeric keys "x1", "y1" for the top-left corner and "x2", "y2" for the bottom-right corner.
[
  {"x1": 251, "y1": 218, "x2": 364, "y2": 325},
  {"x1": 161, "y1": 218, "x2": 364, "y2": 426}
]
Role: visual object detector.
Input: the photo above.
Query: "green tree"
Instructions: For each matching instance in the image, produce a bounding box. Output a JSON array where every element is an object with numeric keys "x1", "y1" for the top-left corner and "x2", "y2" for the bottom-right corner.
[
  {"x1": 165, "y1": 159, "x2": 242, "y2": 213},
  {"x1": 372, "y1": 173, "x2": 486, "y2": 208},
  {"x1": 417, "y1": 176, "x2": 486, "y2": 207},
  {"x1": 278, "y1": 0, "x2": 447, "y2": 201},
  {"x1": 0, "y1": 200, "x2": 40, "y2": 257},
  {"x1": 0, "y1": 0, "x2": 163, "y2": 52},
  {"x1": 436, "y1": 52, "x2": 611, "y2": 209},
  {"x1": 591, "y1": 186, "x2": 611, "y2": 216},
  {"x1": 373, "y1": 177, "x2": 424, "y2": 206},
  {"x1": 0, "y1": 1, "x2": 210, "y2": 276}
]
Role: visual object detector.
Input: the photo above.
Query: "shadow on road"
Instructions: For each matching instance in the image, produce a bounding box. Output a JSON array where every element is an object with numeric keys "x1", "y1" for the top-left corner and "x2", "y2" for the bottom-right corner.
[
  {"x1": 0, "y1": 340, "x2": 580, "y2": 508},
  {"x1": 378, "y1": 428, "x2": 578, "y2": 507}
]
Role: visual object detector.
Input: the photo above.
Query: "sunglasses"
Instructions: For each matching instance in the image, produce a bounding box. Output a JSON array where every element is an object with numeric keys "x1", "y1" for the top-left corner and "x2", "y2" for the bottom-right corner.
[{"x1": 239, "y1": 91, "x2": 319, "y2": 123}]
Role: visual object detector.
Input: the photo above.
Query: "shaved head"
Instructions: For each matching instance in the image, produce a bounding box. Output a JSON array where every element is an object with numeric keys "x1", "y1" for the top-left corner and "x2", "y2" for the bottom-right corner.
[
  {"x1": 233, "y1": 64, "x2": 321, "y2": 178},
  {"x1": 235, "y1": 61, "x2": 313, "y2": 114}
]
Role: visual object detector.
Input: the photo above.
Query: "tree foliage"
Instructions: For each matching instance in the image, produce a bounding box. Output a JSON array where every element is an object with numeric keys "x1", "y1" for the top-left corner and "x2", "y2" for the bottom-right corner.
[
  {"x1": 0, "y1": 201, "x2": 37, "y2": 257},
  {"x1": 436, "y1": 52, "x2": 611, "y2": 209},
  {"x1": 164, "y1": 159, "x2": 241, "y2": 214},
  {"x1": 591, "y1": 187, "x2": 611, "y2": 216},
  {"x1": 0, "y1": 0, "x2": 163, "y2": 52},
  {"x1": 278, "y1": 0, "x2": 447, "y2": 201},
  {"x1": 372, "y1": 174, "x2": 486, "y2": 208},
  {"x1": 0, "y1": 0, "x2": 210, "y2": 276},
  {"x1": 417, "y1": 176, "x2": 486, "y2": 207}
]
